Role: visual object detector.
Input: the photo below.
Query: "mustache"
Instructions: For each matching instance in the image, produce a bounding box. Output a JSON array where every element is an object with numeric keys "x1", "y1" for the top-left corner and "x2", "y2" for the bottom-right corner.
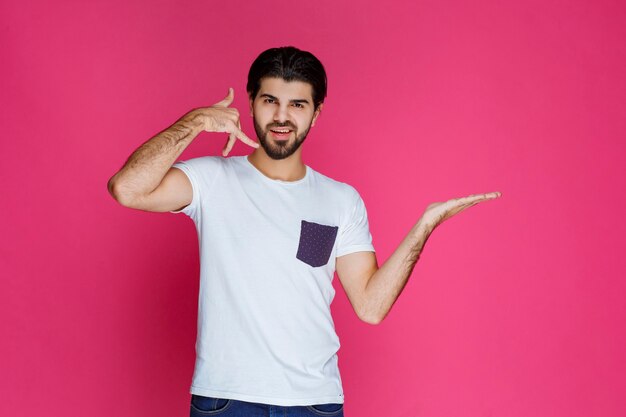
[{"x1": 268, "y1": 123, "x2": 296, "y2": 130}]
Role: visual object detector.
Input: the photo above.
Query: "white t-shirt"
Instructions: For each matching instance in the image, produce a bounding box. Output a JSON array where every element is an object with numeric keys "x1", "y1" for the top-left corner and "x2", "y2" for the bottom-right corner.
[{"x1": 170, "y1": 155, "x2": 375, "y2": 406}]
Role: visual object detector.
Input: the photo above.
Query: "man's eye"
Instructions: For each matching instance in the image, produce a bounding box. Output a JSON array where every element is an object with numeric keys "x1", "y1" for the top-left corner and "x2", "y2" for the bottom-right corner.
[
  {"x1": 264, "y1": 98, "x2": 275, "y2": 104},
  {"x1": 293, "y1": 103, "x2": 303, "y2": 108}
]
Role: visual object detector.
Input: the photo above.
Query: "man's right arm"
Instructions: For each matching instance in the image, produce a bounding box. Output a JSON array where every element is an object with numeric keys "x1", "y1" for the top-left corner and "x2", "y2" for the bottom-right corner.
[
  {"x1": 107, "y1": 88, "x2": 258, "y2": 212},
  {"x1": 107, "y1": 112, "x2": 202, "y2": 212}
]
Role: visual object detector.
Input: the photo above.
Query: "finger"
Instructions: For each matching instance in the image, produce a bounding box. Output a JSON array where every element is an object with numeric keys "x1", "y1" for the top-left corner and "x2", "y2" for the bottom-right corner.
[
  {"x1": 461, "y1": 201, "x2": 481, "y2": 211},
  {"x1": 235, "y1": 128, "x2": 260, "y2": 148},
  {"x1": 443, "y1": 195, "x2": 481, "y2": 211},
  {"x1": 481, "y1": 191, "x2": 501, "y2": 199},
  {"x1": 214, "y1": 87, "x2": 235, "y2": 108},
  {"x1": 228, "y1": 132, "x2": 237, "y2": 154},
  {"x1": 444, "y1": 201, "x2": 481, "y2": 218},
  {"x1": 474, "y1": 191, "x2": 501, "y2": 199},
  {"x1": 222, "y1": 133, "x2": 236, "y2": 157},
  {"x1": 459, "y1": 192, "x2": 501, "y2": 205},
  {"x1": 448, "y1": 202, "x2": 475, "y2": 215}
]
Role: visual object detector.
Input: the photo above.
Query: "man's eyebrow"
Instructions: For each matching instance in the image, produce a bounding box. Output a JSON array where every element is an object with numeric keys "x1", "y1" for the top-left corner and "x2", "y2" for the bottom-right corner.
[{"x1": 259, "y1": 93, "x2": 310, "y2": 105}]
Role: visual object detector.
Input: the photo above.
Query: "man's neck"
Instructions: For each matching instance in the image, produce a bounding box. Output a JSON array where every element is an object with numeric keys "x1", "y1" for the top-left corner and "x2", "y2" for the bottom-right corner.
[{"x1": 247, "y1": 150, "x2": 307, "y2": 182}]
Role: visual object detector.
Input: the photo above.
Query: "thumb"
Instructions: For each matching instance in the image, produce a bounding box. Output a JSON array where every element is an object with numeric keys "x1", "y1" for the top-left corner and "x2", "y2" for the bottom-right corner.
[{"x1": 214, "y1": 87, "x2": 234, "y2": 107}]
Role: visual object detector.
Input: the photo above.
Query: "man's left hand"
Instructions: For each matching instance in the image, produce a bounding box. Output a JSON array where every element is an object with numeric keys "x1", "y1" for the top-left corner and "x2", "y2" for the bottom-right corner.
[{"x1": 418, "y1": 191, "x2": 502, "y2": 234}]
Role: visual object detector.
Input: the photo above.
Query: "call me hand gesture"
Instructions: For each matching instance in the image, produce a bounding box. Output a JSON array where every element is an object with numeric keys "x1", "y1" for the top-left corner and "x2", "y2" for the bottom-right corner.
[
  {"x1": 185, "y1": 87, "x2": 259, "y2": 157},
  {"x1": 107, "y1": 88, "x2": 259, "y2": 211}
]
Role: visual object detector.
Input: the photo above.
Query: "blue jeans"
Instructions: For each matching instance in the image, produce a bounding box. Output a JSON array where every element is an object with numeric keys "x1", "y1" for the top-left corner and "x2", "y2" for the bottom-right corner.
[{"x1": 190, "y1": 394, "x2": 344, "y2": 417}]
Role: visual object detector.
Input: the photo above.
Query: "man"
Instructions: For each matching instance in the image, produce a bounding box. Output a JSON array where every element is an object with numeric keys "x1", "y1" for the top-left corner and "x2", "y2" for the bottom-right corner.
[{"x1": 108, "y1": 46, "x2": 501, "y2": 416}]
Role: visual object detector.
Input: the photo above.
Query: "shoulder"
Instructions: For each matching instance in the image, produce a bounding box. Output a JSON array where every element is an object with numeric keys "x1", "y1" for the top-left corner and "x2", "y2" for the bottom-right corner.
[
  {"x1": 174, "y1": 155, "x2": 225, "y2": 168},
  {"x1": 172, "y1": 155, "x2": 233, "y2": 176},
  {"x1": 309, "y1": 166, "x2": 361, "y2": 202},
  {"x1": 172, "y1": 156, "x2": 232, "y2": 189}
]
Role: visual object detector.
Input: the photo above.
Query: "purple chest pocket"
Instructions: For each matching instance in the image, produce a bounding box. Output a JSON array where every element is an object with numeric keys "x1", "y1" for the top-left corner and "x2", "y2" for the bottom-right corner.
[{"x1": 296, "y1": 220, "x2": 339, "y2": 267}]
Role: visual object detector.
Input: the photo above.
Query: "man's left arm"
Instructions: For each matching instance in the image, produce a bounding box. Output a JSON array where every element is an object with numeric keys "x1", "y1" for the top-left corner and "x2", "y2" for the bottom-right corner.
[{"x1": 336, "y1": 191, "x2": 501, "y2": 325}]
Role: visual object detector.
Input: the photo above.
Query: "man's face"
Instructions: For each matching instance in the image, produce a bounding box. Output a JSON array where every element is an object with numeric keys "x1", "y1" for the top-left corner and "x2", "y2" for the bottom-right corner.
[{"x1": 250, "y1": 77, "x2": 322, "y2": 160}]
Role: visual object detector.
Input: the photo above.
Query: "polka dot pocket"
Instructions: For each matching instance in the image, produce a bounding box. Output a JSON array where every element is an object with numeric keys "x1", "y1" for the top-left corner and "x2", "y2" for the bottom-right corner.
[{"x1": 296, "y1": 220, "x2": 339, "y2": 267}]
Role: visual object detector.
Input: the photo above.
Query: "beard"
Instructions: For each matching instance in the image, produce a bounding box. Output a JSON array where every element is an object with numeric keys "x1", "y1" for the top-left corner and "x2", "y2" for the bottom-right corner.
[{"x1": 253, "y1": 117, "x2": 312, "y2": 160}]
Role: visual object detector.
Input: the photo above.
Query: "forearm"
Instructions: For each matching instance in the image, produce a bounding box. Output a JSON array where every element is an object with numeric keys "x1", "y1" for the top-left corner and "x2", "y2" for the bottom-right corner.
[
  {"x1": 108, "y1": 111, "x2": 204, "y2": 202},
  {"x1": 363, "y1": 219, "x2": 433, "y2": 324}
]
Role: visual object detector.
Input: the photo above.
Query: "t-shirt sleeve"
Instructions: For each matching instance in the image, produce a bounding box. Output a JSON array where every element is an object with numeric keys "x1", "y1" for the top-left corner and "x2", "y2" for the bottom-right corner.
[
  {"x1": 168, "y1": 157, "x2": 220, "y2": 222},
  {"x1": 336, "y1": 187, "x2": 376, "y2": 257}
]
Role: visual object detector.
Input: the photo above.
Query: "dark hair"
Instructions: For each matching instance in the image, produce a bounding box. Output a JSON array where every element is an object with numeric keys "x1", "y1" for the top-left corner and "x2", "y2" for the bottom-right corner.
[{"x1": 246, "y1": 46, "x2": 327, "y2": 110}]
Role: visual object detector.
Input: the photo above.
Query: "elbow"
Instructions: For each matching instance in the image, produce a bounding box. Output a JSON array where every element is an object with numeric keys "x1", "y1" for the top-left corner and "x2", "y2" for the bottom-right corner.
[
  {"x1": 107, "y1": 176, "x2": 118, "y2": 199},
  {"x1": 359, "y1": 307, "x2": 383, "y2": 326},
  {"x1": 360, "y1": 314, "x2": 382, "y2": 326},
  {"x1": 364, "y1": 318, "x2": 381, "y2": 326},
  {"x1": 107, "y1": 176, "x2": 138, "y2": 208}
]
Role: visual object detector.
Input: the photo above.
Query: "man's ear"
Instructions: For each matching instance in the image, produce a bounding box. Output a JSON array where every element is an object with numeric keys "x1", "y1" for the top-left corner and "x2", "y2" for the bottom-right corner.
[
  {"x1": 311, "y1": 103, "x2": 324, "y2": 127},
  {"x1": 249, "y1": 97, "x2": 254, "y2": 117}
]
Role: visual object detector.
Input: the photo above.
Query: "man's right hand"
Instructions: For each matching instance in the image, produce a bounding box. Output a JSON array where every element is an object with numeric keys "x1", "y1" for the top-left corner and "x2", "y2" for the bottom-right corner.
[{"x1": 183, "y1": 87, "x2": 260, "y2": 157}]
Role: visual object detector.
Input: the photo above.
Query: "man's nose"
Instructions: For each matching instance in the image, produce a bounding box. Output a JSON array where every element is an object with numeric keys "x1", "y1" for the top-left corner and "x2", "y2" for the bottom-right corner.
[{"x1": 273, "y1": 104, "x2": 289, "y2": 123}]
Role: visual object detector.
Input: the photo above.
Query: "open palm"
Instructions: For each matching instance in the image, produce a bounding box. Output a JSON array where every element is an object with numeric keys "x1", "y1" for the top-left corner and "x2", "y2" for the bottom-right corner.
[{"x1": 420, "y1": 192, "x2": 502, "y2": 233}]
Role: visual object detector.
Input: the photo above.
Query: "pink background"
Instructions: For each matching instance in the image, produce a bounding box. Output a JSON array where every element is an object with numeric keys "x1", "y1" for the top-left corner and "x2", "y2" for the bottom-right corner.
[{"x1": 2, "y1": 0, "x2": 625, "y2": 416}]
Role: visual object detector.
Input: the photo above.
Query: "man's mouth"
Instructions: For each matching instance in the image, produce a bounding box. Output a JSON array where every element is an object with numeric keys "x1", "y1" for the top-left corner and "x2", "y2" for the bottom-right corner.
[{"x1": 269, "y1": 128, "x2": 293, "y2": 140}]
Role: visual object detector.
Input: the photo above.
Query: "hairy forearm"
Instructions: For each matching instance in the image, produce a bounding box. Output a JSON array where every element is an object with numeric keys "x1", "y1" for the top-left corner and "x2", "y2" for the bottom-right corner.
[
  {"x1": 108, "y1": 112, "x2": 204, "y2": 201},
  {"x1": 363, "y1": 220, "x2": 433, "y2": 324}
]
